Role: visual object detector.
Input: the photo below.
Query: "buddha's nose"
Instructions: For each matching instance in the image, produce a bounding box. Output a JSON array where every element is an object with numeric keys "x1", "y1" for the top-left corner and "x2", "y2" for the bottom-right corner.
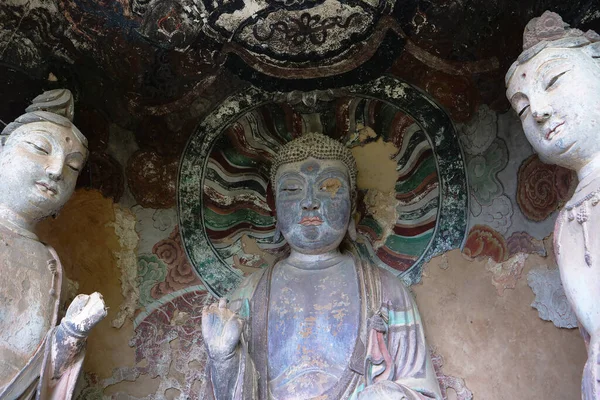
[
  {"x1": 532, "y1": 105, "x2": 553, "y2": 123},
  {"x1": 301, "y1": 193, "x2": 320, "y2": 211}
]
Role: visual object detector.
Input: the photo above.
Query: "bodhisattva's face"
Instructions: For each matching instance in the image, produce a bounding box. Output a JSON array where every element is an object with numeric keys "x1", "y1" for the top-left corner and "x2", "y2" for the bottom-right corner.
[
  {"x1": 275, "y1": 158, "x2": 352, "y2": 255},
  {"x1": 0, "y1": 121, "x2": 86, "y2": 220},
  {"x1": 506, "y1": 47, "x2": 600, "y2": 170}
]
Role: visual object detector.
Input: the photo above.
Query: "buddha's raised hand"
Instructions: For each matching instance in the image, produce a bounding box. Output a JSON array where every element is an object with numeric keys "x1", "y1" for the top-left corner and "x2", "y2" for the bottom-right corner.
[{"x1": 202, "y1": 298, "x2": 244, "y2": 360}]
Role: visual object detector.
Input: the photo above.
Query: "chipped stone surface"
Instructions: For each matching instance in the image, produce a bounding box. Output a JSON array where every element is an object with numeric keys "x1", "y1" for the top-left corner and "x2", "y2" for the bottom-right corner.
[
  {"x1": 351, "y1": 138, "x2": 398, "y2": 192},
  {"x1": 362, "y1": 189, "x2": 398, "y2": 249},
  {"x1": 431, "y1": 349, "x2": 473, "y2": 400},
  {"x1": 108, "y1": 205, "x2": 140, "y2": 329},
  {"x1": 528, "y1": 266, "x2": 578, "y2": 329},
  {"x1": 485, "y1": 252, "x2": 528, "y2": 296}
]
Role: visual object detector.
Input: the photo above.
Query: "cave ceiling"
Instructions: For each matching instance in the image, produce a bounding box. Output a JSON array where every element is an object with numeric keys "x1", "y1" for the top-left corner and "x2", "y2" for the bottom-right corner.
[{"x1": 1, "y1": 0, "x2": 599, "y2": 151}]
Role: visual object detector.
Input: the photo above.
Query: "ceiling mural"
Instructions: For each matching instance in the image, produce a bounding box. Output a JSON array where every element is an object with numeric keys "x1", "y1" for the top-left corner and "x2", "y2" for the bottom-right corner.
[
  {"x1": 178, "y1": 75, "x2": 467, "y2": 297},
  {"x1": 132, "y1": 0, "x2": 418, "y2": 90}
]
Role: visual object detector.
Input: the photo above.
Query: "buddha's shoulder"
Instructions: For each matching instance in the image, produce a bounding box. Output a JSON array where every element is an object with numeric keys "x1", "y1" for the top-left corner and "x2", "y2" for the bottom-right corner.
[
  {"x1": 372, "y1": 266, "x2": 414, "y2": 308},
  {"x1": 227, "y1": 268, "x2": 268, "y2": 311}
]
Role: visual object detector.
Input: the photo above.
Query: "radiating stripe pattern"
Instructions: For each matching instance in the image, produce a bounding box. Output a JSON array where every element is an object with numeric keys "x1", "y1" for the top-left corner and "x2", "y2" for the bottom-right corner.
[
  {"x1": 203, "y1": 104, "x2": 298, "y2": 273},
  {"x1": 337, "y1": 98, "x2": 440, "y2": 273},
  {"x1": 202, "y1": 99, "x2": 440, "y2": 277}
]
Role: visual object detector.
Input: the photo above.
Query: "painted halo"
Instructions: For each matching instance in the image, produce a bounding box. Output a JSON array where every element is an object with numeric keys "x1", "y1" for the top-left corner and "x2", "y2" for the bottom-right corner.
[{"x1": 178, "y1": 75, "x2": 468, "y2": 297}]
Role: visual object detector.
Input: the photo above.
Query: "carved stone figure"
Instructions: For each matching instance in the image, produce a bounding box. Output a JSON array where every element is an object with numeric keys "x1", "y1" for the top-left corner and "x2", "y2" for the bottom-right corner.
[
  {"x1": 202, "y1": 133, "x2": 442, "y2": 399},
  {"x1": 505, "y1": 11, "x2": 600, "y2": 399},
  {"x1": 0, "y1": 89, "x2": 107, "y2": 399}
]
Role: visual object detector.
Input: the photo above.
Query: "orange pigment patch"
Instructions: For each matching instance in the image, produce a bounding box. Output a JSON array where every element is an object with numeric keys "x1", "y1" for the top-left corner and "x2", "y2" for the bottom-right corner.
[
  {"x1": 37, "y1": 189, "x2": 136, "y2": 379},
  {"x1": 321, "y1": 178, "x2": 342, "y2": 198}
]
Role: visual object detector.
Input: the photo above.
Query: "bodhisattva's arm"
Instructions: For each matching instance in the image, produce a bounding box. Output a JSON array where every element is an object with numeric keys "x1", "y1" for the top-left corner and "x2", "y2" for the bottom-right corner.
[
  {"x1": 50, "y1": 293, "x2": 107, "y2": 378},
  {"x1": 39, "y1": 293, "x2": 107, "y2": 400}
]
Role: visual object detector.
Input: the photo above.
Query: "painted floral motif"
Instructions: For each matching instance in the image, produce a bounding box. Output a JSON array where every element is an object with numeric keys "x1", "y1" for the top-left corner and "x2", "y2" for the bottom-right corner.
[
  {"x1": 506, "y1": 231, "x2": 547, "y2": 258},
  {"x1": 463, "y1": 224, "x2": 508, "y2": 263},
  {"x1": 137, "y1": 254, "x2": 167, "y2": 307},
  {"x1": 431, "y1": 349, "x2": 473, "y2": 400},
  {"x1": 485, "y1": 252, "x2": 527, "y2": 296},
  {"x1": 477, "y1": 194, "x2": 513, "y2": 235},
  {"x1": 152, "y1": 208, "x2": 177, "y2": 231},
  {"x1": 253, "y1": 13, "x2": 363, "y2": 46},
  {"x1": 528, "y1": 266, "x2": 577, "y2": 328},
  {"x1": 467, "y1": 138, "x2": 508, "y2": 206},
  {"x1": 459, "y1": 105, "x2": 497, "y2": 156},
  {"x1": 151, "y1": 225, "x2": 202, "y2": 298},
  {"x1": 517, "y1": 154, "x2": 576, "y2": 222}
]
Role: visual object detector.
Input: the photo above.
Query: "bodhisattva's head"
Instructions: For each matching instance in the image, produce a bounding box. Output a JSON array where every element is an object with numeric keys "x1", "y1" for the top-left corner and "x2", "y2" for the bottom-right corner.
[
  {"x1": 270, "y1": 133, "x2": 358, "y2": 255},
  {"x1": 0, "y1": 111, "x2": 88, "y2": 223},
  {"x1": 506, "y1": 11, "x2": 600, "y2": 171}
]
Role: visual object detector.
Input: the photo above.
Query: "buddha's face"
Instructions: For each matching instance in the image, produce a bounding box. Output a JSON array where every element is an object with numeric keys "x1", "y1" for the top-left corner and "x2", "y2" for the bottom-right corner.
[
  {"x1": 506, "y1": 47, "x2": 600, "y2": 171},
  {"x1": 0, "y1": 121, "x2": 87, "y2": 221},
  {"x1": 275, "y1": 157, "x2": 352, "y2": 255}
]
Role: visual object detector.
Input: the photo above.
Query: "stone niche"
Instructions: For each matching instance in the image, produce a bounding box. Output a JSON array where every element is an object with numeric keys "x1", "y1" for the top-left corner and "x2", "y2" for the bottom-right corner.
[{"x1": 26, "y1": 74, "x2": 585, "y2": 400}]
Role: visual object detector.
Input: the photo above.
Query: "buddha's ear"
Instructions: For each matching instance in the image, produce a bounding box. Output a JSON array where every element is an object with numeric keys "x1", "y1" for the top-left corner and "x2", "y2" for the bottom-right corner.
[
  {"x1": 273, "y1": 221, "x2": 282, "y2": 243},
  {"x1": 583, "y1": 42, "x2": 600, "y2": 59},
  {"x1": 347, "y1": 217, "x2": 357, "y2": 241}
]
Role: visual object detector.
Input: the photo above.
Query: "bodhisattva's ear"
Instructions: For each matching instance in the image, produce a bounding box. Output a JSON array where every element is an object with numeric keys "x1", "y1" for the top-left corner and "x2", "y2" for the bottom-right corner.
[
  {"x1": 347, "y1": 216, "x2": 357, "y2": 241},
  {"x1": 583, "y1": 42, "x2": 600, "y2": 59}
]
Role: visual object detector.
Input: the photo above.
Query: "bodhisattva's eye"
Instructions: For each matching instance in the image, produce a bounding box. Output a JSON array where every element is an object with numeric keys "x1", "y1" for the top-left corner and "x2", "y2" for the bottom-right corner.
[
  {"x1": 25, "y1": 141, "x2": 50, "y2": 155},
  {"x1": 68, "y1": 164, "x2": 81, "y2": 172},
  {"x1": 546, "y1": 70, "x2": 569, "y2": 90},
  {"x1": 518, "y1": 105, "x2": 530, "y2": 117}
]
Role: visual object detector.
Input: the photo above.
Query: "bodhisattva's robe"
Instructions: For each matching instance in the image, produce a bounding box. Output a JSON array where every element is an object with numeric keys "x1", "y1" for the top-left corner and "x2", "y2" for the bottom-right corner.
[
  {"x1": 204, "y1": 241, "x2": 442, "y2": 400},
  {"x1": 0, "y1": 224, "x2": 85, "y2": 400}
]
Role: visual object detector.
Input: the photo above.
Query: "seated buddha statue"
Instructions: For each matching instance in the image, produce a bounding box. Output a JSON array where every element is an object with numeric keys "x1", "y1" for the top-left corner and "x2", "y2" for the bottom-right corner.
[
  {"x1": 202, "y1": 133, "x2": 442, "y2": 400},
  {"x1": 0, "y1": 89, "x2": 107, "y2": 399},
  {"x1": 505, "y1": 11, "x2": 600, "y2": 399}
]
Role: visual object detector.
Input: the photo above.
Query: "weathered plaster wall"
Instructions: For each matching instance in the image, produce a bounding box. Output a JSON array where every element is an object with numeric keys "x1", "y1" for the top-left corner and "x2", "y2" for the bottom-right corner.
[{"x1": 415, "y1": 250, "x2": 586, "y2": 400}]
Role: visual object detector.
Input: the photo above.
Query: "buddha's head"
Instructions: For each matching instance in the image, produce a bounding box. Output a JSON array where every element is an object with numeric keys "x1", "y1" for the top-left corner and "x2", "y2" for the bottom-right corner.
[
  {"x1": 505, "y1": 11, "x2": 600, "y2": 171},
  {"x1": 270, "y1": 133, "x2": 358, "y2": 255},
  {"x1": 0, "y1": 90, "x2": 88, "y2": 223}
]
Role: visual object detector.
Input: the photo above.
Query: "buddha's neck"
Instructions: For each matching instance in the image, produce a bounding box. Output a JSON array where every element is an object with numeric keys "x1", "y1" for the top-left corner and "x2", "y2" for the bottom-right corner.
[
  {"x1": 0, "y1": 206, "x2": 36, "y2": 234},
  {"x1": 576, "y1": 155, "x2": 600, "y2": 193},
  {"x1": 286, "y1": 249, "x2": 344, "y2": 270}
]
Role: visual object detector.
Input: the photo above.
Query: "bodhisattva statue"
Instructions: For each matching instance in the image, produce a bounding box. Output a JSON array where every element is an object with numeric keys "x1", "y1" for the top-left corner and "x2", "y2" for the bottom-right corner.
[
  {"x1": 506, "y1": 11, "x2": 600, "y2": 399},
  {"x1": 202, "y1": 133, "x2": 442, "y2": 399},
  {"x1": 0, "y1": 89, "x2": 107, "y2": 399}
]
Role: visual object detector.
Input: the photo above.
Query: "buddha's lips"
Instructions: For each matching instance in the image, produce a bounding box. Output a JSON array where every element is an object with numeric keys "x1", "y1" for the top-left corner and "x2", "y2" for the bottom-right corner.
[{"x1": 299, "y1": 216, "x2": 323, "y2": 226}]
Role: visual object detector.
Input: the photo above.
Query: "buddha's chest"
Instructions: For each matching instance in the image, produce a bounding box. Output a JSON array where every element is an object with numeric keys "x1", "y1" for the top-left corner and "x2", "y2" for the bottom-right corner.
[
  {"x1": 0, "y1": 231, "x2": 56, "y2": 387},
  {"x1": 267, "y1": 261, "x2": 361, "y2": 395}
]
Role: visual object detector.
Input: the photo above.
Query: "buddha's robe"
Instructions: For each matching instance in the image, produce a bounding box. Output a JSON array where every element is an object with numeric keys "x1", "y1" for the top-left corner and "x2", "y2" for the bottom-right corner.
[
  {"x1": 204, "y1": 241, "x2": 442, "y2": 400},
  {"x1": 0, "y1": 224, "x2": 85, "y2": 400}
]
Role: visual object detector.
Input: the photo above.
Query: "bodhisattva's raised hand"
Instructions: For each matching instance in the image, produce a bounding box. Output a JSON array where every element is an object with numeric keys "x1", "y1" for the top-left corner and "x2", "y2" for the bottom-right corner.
[
  {"x1": 62, "y1": 292, "x2": 108, "y2": 336},
  {"x1": 202, "y1": 298, "x2": 244, "y2": 360}
]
